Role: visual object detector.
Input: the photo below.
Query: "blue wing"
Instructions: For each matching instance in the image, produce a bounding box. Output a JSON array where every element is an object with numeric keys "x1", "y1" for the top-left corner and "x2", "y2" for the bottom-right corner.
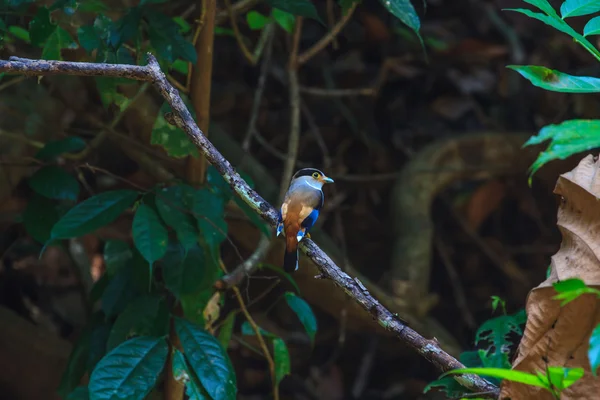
[
  {"x1": 301, "y1": 209, "x2": 320, "y2": 232},
  {"x1": 276, "y1": 209, "x2": 284, "y2": 236}
]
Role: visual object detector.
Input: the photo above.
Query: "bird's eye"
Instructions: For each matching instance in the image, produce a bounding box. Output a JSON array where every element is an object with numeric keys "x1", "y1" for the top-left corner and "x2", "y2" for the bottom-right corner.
[{"x1": 312, "y1": 172, "x2": 320, "y2": 179}]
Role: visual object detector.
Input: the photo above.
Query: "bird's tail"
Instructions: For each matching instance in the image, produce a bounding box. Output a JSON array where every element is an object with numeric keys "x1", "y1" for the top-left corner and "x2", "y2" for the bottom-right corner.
[{"x1": 283, "y1": 231, "x2": 299, "y2": 273}]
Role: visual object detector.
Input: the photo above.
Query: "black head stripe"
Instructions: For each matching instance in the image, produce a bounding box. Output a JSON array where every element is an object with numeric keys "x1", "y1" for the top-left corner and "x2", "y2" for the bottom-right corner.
[{"x1": 292, "y1": 168, "x2": 325, "y2": 179}]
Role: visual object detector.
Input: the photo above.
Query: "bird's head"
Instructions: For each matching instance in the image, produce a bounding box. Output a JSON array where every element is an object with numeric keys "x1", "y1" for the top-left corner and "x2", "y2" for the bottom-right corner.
[{"x1": 291, "y1": 168, "x2": 334, "y2": 189}]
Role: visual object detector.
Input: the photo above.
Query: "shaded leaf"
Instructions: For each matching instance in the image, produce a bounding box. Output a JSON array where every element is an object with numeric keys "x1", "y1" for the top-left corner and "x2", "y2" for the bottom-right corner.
[
  {"x1": 67, "y1": 387, "x2": 89, "y2": 400},
  {"x1": 523, "y1": 119, "x2": 600, "y2": 177},
  {"x1": 50, "y1": 190, "x2": 139, "y2": 240},
  {"x1": 207, "y1": 166, "x2": 233, "y2": 201},
  {"x1": 272, "y1": 8, "x2": 295, "y2": 33},
  {"x1": 110, "y1": 7, "x2": 141, "y2": 48},
  {"x1": 58, "y1": 325, "x2": 92, "y2": 397},
  {"x1": 87, "y1": 318, "x2": 112, "y2": 371},
  {"x1": 42, "y1": 26, "x2": 78, "y2": 60},
  {"x1": 258, "y1": 263, "x2": 301, "y2": 293},
  {"x1": 23, "y1": 194, "x2": 60, "y2": 244},
  {"x1": 35, "y1": 137, "x2": 87, "y2": 161},
  {"x1": 171, "y1": 349, "x2": 208, "y2": 399},
  {"x1": 475, "y1": 312, "x2": 524, "y2": 352},
  {"x1": 29, "y1": 7, "x2": 55, "y2": 46},
  {"x1": 423, "y1": 376, "x2": 468, "y2": 397},
  {"x1": 162, "y1": 243, "x2": 208, "y2": 297},
  {"x1": 508, "y1": 65, "x2": 600, "y2": 93},
  {"x1": 241, "y1": 321, "x2": 275, "y2": 337},
  {"x1": 247, "y1": 11, "x2": 270, "y2": 30},
  {"x1": 156, "y1": 185, "x2": 199, "y2": 251},
  {"x1": 101, "y1": 266, "x2": 139, "y2": 317},
  {"x1": 193, "y1": 189, "x2": 227, "y2": 248},
  {"x1": 561, "y1": 0, "x2": 600, "y2": 18},
  {"x1": 79, "y1": 0, "x2": 109, "y2": 12},
  {"x1": 29, "y1": 166, "x2": 80, "y2": 201},
  {"x1": 8, "y1": 26, "x2": 30, "y2": 42},
  {"x1": 103, "y1": 240, "x2": 133, "y2": 276},
  {"x1": 284, "y1": 292, "x2": 317, "y2": 344},
  {"x1": 132, "y1": 203, "x2": 168, "y2": 268},
  {"x1": 89, "y1": 337, "x2": 168, "y2": 400},
  {"x1": 265, "y1": 0, "x2": 323, "y2": 22},
  {"x1": 234, "y1": 196, "x2": 271, "y2": 237},
  {"x1": 273, "y1": 337, "x2": 290, "y2": 385},
  {"x1": 217, "y1": 313, "x2": 235, "y2": 350},
  {"x1": 379, "y1": 0, "x2": 421, "y2": 42},
  {"x1": 151, "y1": 101, "x2": 199, "y2": 158},
  {"x1": 175, "y1": 318, "x2": 237, "y2": 400},
  {"x1": 589, "y1": 323, "x2": 600, "y2": 375},
  {"x1": 107, "y1": 295, "x2": 169, "y2": 351},
  {"x1": 584, "y1": 16, "x2": 600, "y2": 36},
  {"x1": 78, "y1": 25, "x2": 101, "y2": 53}
]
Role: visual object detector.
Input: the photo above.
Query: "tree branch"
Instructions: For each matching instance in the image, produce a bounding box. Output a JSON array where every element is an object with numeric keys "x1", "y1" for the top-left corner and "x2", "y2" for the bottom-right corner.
[{"x1": 0, "y1": 55, "x2": 499, "y2": 398}]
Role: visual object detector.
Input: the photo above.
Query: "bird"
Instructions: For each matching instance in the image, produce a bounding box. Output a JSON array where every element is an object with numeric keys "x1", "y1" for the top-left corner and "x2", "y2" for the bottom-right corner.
[{"x1": 276, "y1": 168, "x2": 334, "y2": 272}]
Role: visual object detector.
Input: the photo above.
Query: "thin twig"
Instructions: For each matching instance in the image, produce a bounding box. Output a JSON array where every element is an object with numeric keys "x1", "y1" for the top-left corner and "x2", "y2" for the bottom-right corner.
[
  {"x1": 224, "y1": 0, "x2": 257, "y2": 65},
  {"x1": 0, "y1": 55, "x2": 499, "y2": 398},
  {"x1": 219, "y1": 260, "x2": 278, "y2": 400},
  {"x1": 297, "y1": 2, "x2": 358, "y2": 65}
]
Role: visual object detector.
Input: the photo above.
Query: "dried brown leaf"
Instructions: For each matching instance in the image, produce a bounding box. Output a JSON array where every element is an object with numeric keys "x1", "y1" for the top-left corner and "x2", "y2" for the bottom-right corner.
[{"x1": 500, "y1": 154, "x2": 600, "y2": 399}]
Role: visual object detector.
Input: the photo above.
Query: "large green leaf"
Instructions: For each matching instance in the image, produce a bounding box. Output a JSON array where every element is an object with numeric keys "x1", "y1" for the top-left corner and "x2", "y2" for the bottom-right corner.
[
  {"x1": 29, "y1": 166, "x2": 80, "y2": 201},
  {"x1": 78, "y1": 24, "x2": 101, "y2": 53},
  {"x1": 151, "y1": 101, "x2": 199, "y2": 158},
  {"x1": 193, "y1": 189, "x2": 227, "y2": 248},
  {"x1": 106, "y1": 295, "x2": 169, "y2": 351},
  {"x1": 171, "y1": 349, "x2": 209, "y2": 399},
  {"x1": 58, "y1": 323, "x2": 93, "y2": 397},
  {"x1": 552, "y1": 278, "x2": 600, "y2": 306},
  {"x1": 273, "y1": 338, "x2": 291, "y2": 386},
  {"x1": 265, "y1": 0, "x2": 322, "y2": 23},
  {"x1": 523, "y1": 119, "x2": 600, "y2": 177},
  {"x1": 156, "y1": 185, "x2": 199, "y2": 251},
  {"x1": 521, "y1": 0, "x2": 560, "y2": 18},
  {"x1": 561, "y1": 0, "x2": 600, "y2": 18},
  {"x1": 440, "y1": 367, "x2": 549, "y2": 389},
  {"x1": 42, "y1": 26, "x2": 78, "y2": 60},
  {"x1": 379, "y1": 0, "x2": 421, "y2": 42},
  {"x1": 132, "y1": 203, "x2": 168, "y2": 268},
  {"x1": 508, "y1": 65, "x2": 600, "y2": 93},
  {"x1": 144, "y1": 10, "x2": 197, "y2": 64},
  {"x1": 589, "y1": 323, "x2": 600, "y2": 375},
  {"x1": 504, "y1": 8, "x2": 600, "y2": 61},
  {"x1": 175, "y1": 318, "x2": 237, "y2": 400},
  {"x1": 103, "y1": 240, "x2": 133, "y2": 276},
  {"x1": 584, "y1": 16, "x2": 600, "y2": 36},
  {"x1": 29, "y1": 7, "x2": 55, "y2": 46},
  {"x1": 23, "y1": 194, "x2": 61, "y2": 244},
  {"x1": 109, "y1": 7, "x2": 141, "y2": 48},
  {"x1": 50, "y1": 190, "x2": 139, "y2": 240},
  {"x1": 475, "y1": 312, "x2": 524, "y2": 352},
  {"x1": 284, "y1": 292, "x2": 317, "y2": 344},
  {"x1": 35, "y1": 137, "x2": 87, "y2": 161},
  {"x1": 89, "y1": 336, "x2": 168, "y2": 400},
  {"x1": 272, "y1": 8, "x2": 295, "y2": 33},
  {"x1": 101, "y1": 266, "x2": 139, "y2": 318},
  {"x1": 162, "y1": 243, "x2": 208, "y2": 297}
]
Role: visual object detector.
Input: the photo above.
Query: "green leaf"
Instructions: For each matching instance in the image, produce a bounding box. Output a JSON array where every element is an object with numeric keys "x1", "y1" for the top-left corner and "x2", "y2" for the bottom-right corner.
[
  {"x1": 103, "y1": 240, "x2": 133, "y2": 276},
  {"x1": 504, "y1": 8, "x2": 600, "y2": 61},
  {"x1": 58, "y1": 325, "x2": 92, "y2": 397},
  {"x1": 87, "y1": 317, "x2": 112, "y2": 371},
  {"x1": 29, "y1": 166, "x2": 80, "y2": 201},
  {"x1": 29, "y1": 7, "x2": 55, "y2": 46},
  {"x1": 101, "y1": 266, "x2": 139, "y2": 317},
  {"x1": 339, "y1": 0, "x2": 361, "y2": 15},
  {"x1": 89, "y1": 336, "x2": 168, "y2": 400},
  {"x1": 207, "y1": 166, "x2": 234, "y2": 201},
  {"x1": 106, "y1": 295, "x2": 169, "y2": 351},
  {"x1": 42, "y1": 26, "x2": 78, "y2": 61},
  {"x1": 162, "y1": 243, "x2": 208, "y2": 297},
  {"x1": 523, "y1": 119, "x2": 600, "y2": 177},
  {"x1": 234, "y1": 196, "x2": 271, "y2": 237},
  {"x1": 171, "y1": 349, "x2": 208, "y2": 399},
  {"x1": 171, "y1": 59, "x2": 189, "y2": 74},
  {"x1": 35, "y1": 137, "x2": 87, "y2": 161},
  {"x1": 258, "y1": 263, "x2": 301, "y2": 293},
  {"x1": 156, "y1": 186, "x2": 199, "y2": 251},
  {"x1": 50, "y1": 190, "x2": 139, "y2": 240},
  {"x1": 490, "y1": 295, "x2": 506, "y2": 314},
  {"x1": 585, "y1": 15, "x2": 600, "y2": 36},
  {"x1": 379, "y1": 0, "x2": 422, "y2": 43},
  {"x1": 273, "y1": 337, "x2": 291, "y2": 385},
  {"x1": 423, "y1": 376, "x2": 468, "y2": 397},
  {"x1": 508, "y1": 65, "x2": 600, "y2": 93},
  {"x1": 23, "y1": 194, "x2": 61, "y2": 244},
  {"x1": 241, "y1": 321, "x2": 275, "y2": 337},
  {"x1": 552, "y1": 278, "x2": 600, "y2": 305},
  {"x1": 95, "y1": 77, "x2": 131, "y2": 108},
  {"x1": 193, "y1": 189, "x2": 227, "y2": 248},
  {"x1": 546, "y1": 366, "x2": 585, "y2": 391},
  {"x1": 284, "y1": 292, "x2": 317, "y2": 344},
  {"x1": 561, "y1": 0, "x2": 600, "y2": 18},
  {"x1": 151, "y1": 101, "x2": 199, "y2": 158},
  {"x1": 67, "y1": 387, "x2": 89, "y2": 400},
  {"x1": 247, "y1": 11, "x2": 270, "y2": 30},
  {"x1": 8, "y1": 26, "x2": 30, "y2": 43},
  {"x1": 272, "y1": 8, "x2": 295, "y2": 33},
  {"x1": 440, "y1": 368, "x2": 549, "y2": 389},
  {"x1": 78, "y1": 25, "x2": 101, "y2": 53},
  {"x1": 475, "y1": 312, "x2": 524, "y2": 352},
  {"x1": 110, "y1": 7, "x2": 141, "y2": 48},
  {"x1": 79, "y1": 0, "x2": 109, "y2": 12},
  {"x1": 144, "y1": 10, "x2": 197, "y2": 64},
  {"x1": 217, "y1": 313, "x2": 235, "y2": 350},
  {"x1": 132, "y1": 203, "x2": 168, "y2": 268},
  {"x1": 590, "y1": 323, "x2": 600, "y2": 375},
  {"x1": 175, "y1": 317, "x2": 237, "y2": 400},
  {"x1": 478, "y1": 349, "x2": 511, "y2": 370},
  {"x1": 521, "y1": 0, "x2": 560, "y2": 18},
  {"x1": 265, "y1": 0, "x2": 323, "y2": 23}
]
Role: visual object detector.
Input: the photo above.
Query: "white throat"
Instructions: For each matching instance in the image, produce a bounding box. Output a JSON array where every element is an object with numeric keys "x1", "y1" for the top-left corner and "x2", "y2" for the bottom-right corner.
[{"x1": 293, "y1": 176, "x2": 324, "y2": 191}]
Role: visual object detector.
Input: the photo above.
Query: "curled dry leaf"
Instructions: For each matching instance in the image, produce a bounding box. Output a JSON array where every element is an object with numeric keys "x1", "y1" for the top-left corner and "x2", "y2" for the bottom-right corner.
[{"x1": 500, "y1": 154, "x2": 600, "y2": 399}]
